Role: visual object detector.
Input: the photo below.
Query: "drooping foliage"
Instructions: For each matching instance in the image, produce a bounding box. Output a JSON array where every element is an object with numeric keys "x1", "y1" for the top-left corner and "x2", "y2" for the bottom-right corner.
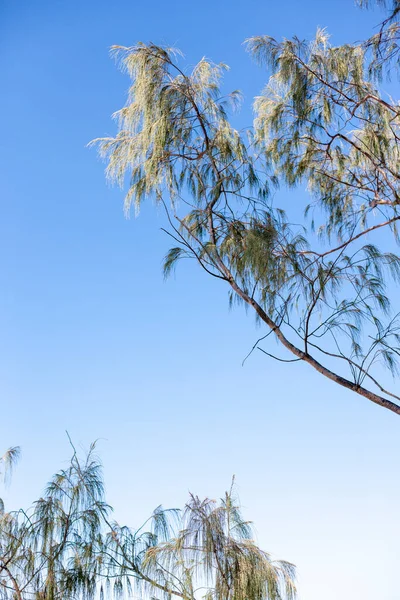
[
  {"x1": 358, "y1": 0, "x2": 400, "y2": 72},
  {"x1": 93, "y1": 0, "x2": 400, "y2": 416},
  {"x1": 0, "y1": 444, "x2": 108, "y2": 600},
  {"x1": 0, "y1": 447, "x2": 20, "y2": 513},
  {"x1": 0, "y1": 447, "x2": 20, "y2": 487},
  {"x1": 0, "y1": 447, "x2": 295, "y2": 600},
  {"x1": 98, "y1": 485, "x2": 296, "y2": 600}
]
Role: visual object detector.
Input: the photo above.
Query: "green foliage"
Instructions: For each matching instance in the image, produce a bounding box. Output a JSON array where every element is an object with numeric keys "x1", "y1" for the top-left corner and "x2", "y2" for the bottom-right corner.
[
  {"x1": 0, "y1": 443, "x2": 107, "y2": 600},
  {"x1": 91, "y1": 44, "x2": 252, "y2": 216},
  {"x1": 0, "y1": 449, "x2": 295, "y2": 600},
  {"x1": 99, "y1": 487, "x2": 296, "y2": 600},
  {"x1": 249, "y1": 28, "x2": 400, "y2": 233},
  {"x1": 0, "y1": 447, "x2": 20, "y2": 486},
  {"x1": 0, "y1": 446, "x2": 21, "y2": 513},
  {"x1": 92, "y1": 1, "x2": 400, "y2": 414}
]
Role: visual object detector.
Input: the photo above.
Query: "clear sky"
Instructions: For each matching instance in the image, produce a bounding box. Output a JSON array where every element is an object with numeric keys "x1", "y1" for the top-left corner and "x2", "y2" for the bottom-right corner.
[{"x1": 1, "y1": 1, "x2": 400, "y2": 599}]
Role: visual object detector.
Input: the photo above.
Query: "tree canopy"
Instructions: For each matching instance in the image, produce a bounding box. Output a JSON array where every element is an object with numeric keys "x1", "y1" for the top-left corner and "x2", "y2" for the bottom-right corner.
[
  {"x1": 0, "y1": 446, "x2": 295, "y2": 600},
  {"x1": 93, "y1": 0, "x2": 400, "y2": 416}
]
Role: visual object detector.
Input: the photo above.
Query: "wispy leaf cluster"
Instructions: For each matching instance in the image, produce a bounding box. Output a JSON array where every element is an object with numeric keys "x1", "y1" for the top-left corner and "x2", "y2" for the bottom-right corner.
[
  {"x1": 0, "y1": 449, "x2": 294, "y2": 600},
  {"x1": 92, "y1": 0, "x2": 400, "y2": 415}
]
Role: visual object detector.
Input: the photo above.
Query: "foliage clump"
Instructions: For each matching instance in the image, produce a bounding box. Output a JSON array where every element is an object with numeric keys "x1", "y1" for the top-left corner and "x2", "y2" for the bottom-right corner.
[
  {"x1": 0, "y1": 446, "x2": 295, "y2": 600},
  {"x1": 93, "y1": 0, "x2": 400, "y2": 416}
]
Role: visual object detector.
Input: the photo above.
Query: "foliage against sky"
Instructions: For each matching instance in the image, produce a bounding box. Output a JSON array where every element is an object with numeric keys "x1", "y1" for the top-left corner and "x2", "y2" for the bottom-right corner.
[
  {"x1": 0, "y1": 447, "x2": 295, "y2": 600},
  {"x1": 94, "y1": 0, "x2": 400, "y2": 415}
]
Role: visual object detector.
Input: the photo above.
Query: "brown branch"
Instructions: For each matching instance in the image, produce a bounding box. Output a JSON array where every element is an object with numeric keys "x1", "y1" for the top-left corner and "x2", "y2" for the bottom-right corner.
[
  {"x1": 0, "y1": 565, "x2": 22, "y2": 600},
  {"x1": 301, "y1": 215, "x2": 400, "y2": 259},
  {"x1": 225, "y1": 273, "x2": 400, "y2": 415},
  {"x1": 306, "y1": 339, "x2": 400, "y2": 403}
]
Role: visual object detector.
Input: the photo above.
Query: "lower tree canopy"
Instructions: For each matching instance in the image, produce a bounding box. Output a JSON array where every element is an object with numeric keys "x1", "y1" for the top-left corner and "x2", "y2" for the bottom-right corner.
[{"x1": 0, "y1": 446, "x2": 295, "y2": 600}]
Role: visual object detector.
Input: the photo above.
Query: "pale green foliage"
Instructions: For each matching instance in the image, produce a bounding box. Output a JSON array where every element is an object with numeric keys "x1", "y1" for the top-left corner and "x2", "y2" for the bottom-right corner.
[
  {"x1": 250, "y1": 29, "x2": 400, "y2": 231},
  {"x1": 357, "y1": 0, "x2": 400, "y2": 74},
  {"x1": 0, "y1": 443, "x2": 108, "y2": 600},
  {"x1": 0, "y1": 449, "x2": 295, "y2": 600},
  {"x1": 92, "y1": 44, "x2": 254, "y2": 216},
  {"x1": 0, "y1": 447, "x2": 20, "y2": 485},
  {"x1": 93, "y1": 10, "x2": 400, "y2": 412},
  {"x1": 0, "y1": 446, "x2": 20, "y2": 513},
  {"x1": 246, "y1": 29, "x2": 400, "y2": 382},
  {"x1": 97, "y1": 486, "x2": 296, "y2": 600}
]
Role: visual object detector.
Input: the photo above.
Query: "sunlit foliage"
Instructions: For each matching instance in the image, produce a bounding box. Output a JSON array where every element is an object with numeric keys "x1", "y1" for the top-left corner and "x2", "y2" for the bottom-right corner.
[
  {"x1": 93, "y1": 0, "x2": 400, "y2": 416},
  {"x1": 0, "y1": 447, "x2": 295, "y2": 600}
]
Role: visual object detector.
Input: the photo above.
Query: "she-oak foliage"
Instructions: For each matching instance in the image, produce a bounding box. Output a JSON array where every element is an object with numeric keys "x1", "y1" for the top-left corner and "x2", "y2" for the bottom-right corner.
[
  {"x1": 0, "y1": 446, "x2": 295, "y2": 600},
  {"x1": 92, "y1": 1, "x2": 400, "y2": 415}
]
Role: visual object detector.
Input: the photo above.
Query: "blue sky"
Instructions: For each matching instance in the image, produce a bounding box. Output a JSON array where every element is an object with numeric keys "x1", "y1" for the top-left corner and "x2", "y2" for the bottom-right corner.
[{"x1": 1, "y1": 1, "x2": 400, "y2": 599}]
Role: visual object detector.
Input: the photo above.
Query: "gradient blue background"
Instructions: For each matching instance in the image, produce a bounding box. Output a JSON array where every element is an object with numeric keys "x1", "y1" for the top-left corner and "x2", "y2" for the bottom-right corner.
[{"x1": 1, "y1": 1, "x2": 399, "y2": 598}]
